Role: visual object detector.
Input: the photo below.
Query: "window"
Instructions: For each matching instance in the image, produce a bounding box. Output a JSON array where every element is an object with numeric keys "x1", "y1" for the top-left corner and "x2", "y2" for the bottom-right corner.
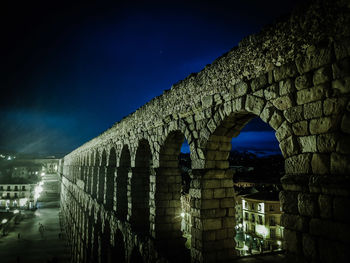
[
  {"x1": 269, "y1": 205, "x2": 274, "y2": 211},
  {"x1": 0, "y1": 186, "x2": 3, "y2": 190},
  {"x1": 7, "y1": 193, "x2": 10, "y2": 198},
  {"x1": 269, "y1": 216, "x2": 276, "y2": 226},
  {"x1": 258, "y1": 215, "x2": 263, "y2": 225},
  {"x1": 251, "y1": 203, "x2": 255, "y2": 210},
  {"x1": 270, "y1": 229, "x2": 276, "y2": 238},
  {"x1": 22, "y1": 186, "x2": 26, "y2": 191},
  {"x1": 14, "y1": 186, "x2": 18, "y2": 191},
  {"x1": 245, "y1": 212, "x2": 248, "y2": 220},
  {"x1": 258, "y1": 204, "x2": 262, "y2": 211},
  {"x1": 244, "y1": 201, "x2": 247, "y2": 209},
  {"x1": 7, "y1": 186, "x2": 11, "y2": 190},
  {"x1": 14, "y1": 193, "x2": 18, "y2": 198},
  {"x1": 251, "y1": 214, "x2": 255, "y2": 223}
]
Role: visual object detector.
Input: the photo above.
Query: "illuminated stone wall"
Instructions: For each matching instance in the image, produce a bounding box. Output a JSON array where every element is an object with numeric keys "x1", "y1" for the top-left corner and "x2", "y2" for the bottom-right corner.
[{"x1": 59, "y1": 0, "x2": 350, "y2": 262}]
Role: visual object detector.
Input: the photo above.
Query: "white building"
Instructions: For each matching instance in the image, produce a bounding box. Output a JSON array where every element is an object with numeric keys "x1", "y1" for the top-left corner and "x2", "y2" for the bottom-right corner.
[{"x1": 0, "y1": 184, "x2": 37, "y2": 210}]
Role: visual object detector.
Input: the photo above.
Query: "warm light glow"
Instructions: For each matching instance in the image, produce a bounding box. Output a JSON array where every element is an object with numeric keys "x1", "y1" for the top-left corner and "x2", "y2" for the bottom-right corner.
[
  {"x1": 1, "y1": 219, "x2": 7, "y2": 224},
  {"x1": 19, "y1": 198, "x2": 28, "y2": 206},
  {"x1": 238, "y1": 223, "x2": 242, "y2": 228},
  {"x1": 256, "y1": 225, "x2": 268, "y2": 238},
  {"x1": 41, "y1": 172, "x2": 45, "y2": 176},
  {"x1": 34, "y1": 185, "x2": 43, "y2": 199},
  {"x1": 243, "y1": 245, "x2": 248, "y2": 250},
  {"x1": 180, "y1": 212, "x2": 185, "y2": 218},
  {"x1": 13, "y1": 209, "x2": 19, "y2": 214},
  {"x1": 277, "y1": 240, "x2": 282, "y2": 246}
]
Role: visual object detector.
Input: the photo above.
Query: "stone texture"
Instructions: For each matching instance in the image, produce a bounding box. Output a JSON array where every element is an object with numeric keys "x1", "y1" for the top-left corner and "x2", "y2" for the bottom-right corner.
[
  {"x1": 298, "y1": 193, "x2": 318, "y2": 217},
  {"x1": 285, "y1": 154, "x2": 312, "y2": 174},
  {"x1": 295, "y1": 73, "x2": 312, "y2": 90},
  {"x1": 284, "y1": 105, "x2": 304, "y2": 123},
  {"x1": 296, "y1": 84, "x2": 329, "y2": 105},
  {"x1": 273, "y1": 95, "x2": 294, "y2": 110},
  {"x1": 304, "y1": 101, "x2": 322, "y2": 119},
  {"x1": 311, "y1": 153, "x2": 330, "y2": 175},
  {"x1": 313, "y1": 66, "x2": 331, "y2": 85},
  {"x1": 309, "y1": 116, "x2": 338, "y2": 134},
  {"x1": 298, "y1": 135, "x2": 317, "y2": 153},
  {"x1": 292, "y1": 121, "x2": 309, "y2": 136},
  {"x1": 295, "y1": 45, "x2": 332, "y2": 74}
]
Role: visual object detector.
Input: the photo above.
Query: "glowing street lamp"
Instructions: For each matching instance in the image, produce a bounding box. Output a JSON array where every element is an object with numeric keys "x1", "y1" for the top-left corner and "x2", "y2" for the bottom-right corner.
[
  {"x1": 1, "y1": 219, "x2": 7, "y2": 224},
  {"x1": 13, "y1": 209, "x2": 20, "y2": 214}
]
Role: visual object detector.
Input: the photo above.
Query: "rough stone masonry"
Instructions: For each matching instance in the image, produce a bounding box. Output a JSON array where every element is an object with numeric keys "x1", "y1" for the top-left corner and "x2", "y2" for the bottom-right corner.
[{"x1": 59, "y1": 0, "x2": 350, "y2": 262}]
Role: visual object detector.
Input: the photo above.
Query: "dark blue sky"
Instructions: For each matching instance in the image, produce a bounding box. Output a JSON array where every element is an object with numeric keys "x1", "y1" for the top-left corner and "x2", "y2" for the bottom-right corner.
[{"x1": 0, "y1": 0, "x2": 303, "y2": 155}]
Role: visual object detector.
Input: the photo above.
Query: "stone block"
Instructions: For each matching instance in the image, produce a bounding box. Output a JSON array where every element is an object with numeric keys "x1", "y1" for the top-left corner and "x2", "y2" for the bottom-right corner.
[
  {"x1": 213, "y1": 188, "x2": 225, "y2": 199},
  {"x1": 302, "y1": 234, "x2": 318, "y2": 261},
  {"x1": 281, "y1": 213, "x2": 309, "y2": 232},
  {"x1": 269, "y1": 110, "x2": 283, "y2": 130},
  {"x1": 298, "y1": 135, "x2": 317, "y2": 153},
  {"x1": 334, "y1": 38, "x2": 350, "y2": 60},
  {"x1": 220, "y1": 198, "x2": 235, "y2": 208},
  {"x1": 281, "y1": 174, "x2": 309, "y2": 192},
  {"x1": 234, "y1": 81, "x2": 249, "y2": 97},
  {"x1": 284, "y1": 105, "x2": 303, "y2": 123},
  {"x1": 303, "y1": 101, "x2": 322, "y2": 119},
  {"x1": 330, "y1": 153, "x2": 350, "y2": 174},
  {"x1": 298, "y1": 193, "x2": 319, "y2": 217},
  {"x1": 310, "y1": 218, "x2": 349, "y2": 243},
  {"x1": 202, "y1": 95, "x2": 214, "y2": 108},
  {"x1": 285, "y1": 154, "x2": 312, "y2": 174},
  {"x1": 332, "y1": 58, "x2": 350, "y2": 79},
  {"x1": 275, "y1": 121, "x2": 292, "y2": 141},
  {"x1": 279, "y1": 191, "x2": 299, "y2": 214},
  {"x1": 264, "y1": 84, "x2": 278, "y2": 100},
  {"x1": 202, "y1": 179, "x2": 221, "y2": 189},
  {"x1": 245, "y1": 95, "x2": 265, "y2": 115},
  {"x1": 296, "y1": 84, "x2": 329, "y2": 105},
  {"x1": 311, "y1": 153, "x2": 330, "y2": 175},
  {"x1": 279, "y1": 78, "x2": 295, "y2": 96},
  {"x1": 295, "y1": 45, "x2": 332, "y2": 74},
  {"x1": 313, "y1": 66, "x2": 331, "y2": 85},
  {"x1": 202, "y1": 218, "x2": 222, "y2": 230},
  {"x1": 295, "y1": 73, "x2": 312, "y2": 90},
  {"x1": 323, "y1": 97, "x2": 347, "y2": 116},
  {"x1": 316, "y1": 133, "x2": 339, "y2": 152},
  {"x1": 250, "y1": 73, "x2": 267, "y2": 91},
  {"x1": 280, "y1": 136, "x2": 299, "y2": 157},
  {"x1": 201, "y1": 199, "x2": 220, "y2": 209},
  {"x1": 292, "y1": 121, "x2": 308, "y2": 136},
  {"x1": 310, "y1": 116, "x2": 337, "y2": 134},
  {"x1": 260, "y1": 101, "x2": 274, "y2": 123},
  {"x1": 318, "y1": 194, "x2": 332, "y2": 219},
  {"x1": 318, "y1": 238, "x2": 348, "y2": 263},
  {"x1": 222, "y1": 217, "x2": 235, "y2": 228},
  {"x1": 336, "y1": 136, "x2": 350, "y2": 154},
  {"x1": 333, "y1": 197, "x2": 349, "y2": 223},
  {"x1": 272, "y1": 95, "x2": 294, "y2": 110},
  {"x1": 341, "y1": 113, "x2": 350, "y2": 133},
  {"x1": 332, "y1": 77, "x2": 350, "y2": 94},
  {"x1": 273, "y1": 63, "x2": 298, "y2": 81},
  {"x1": 253, "y1": 89, "x2": 264, "y2": 98},
  {"x1": 283, "y1": 228, "x2": 302, "y2": 254}
]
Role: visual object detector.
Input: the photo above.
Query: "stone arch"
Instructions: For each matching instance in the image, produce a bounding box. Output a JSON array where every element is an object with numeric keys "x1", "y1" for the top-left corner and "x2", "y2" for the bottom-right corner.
[
  {"x1": 105, "y1": 147, "x2": 116, "y2": 210},
  {"x1": 116, "y1": 145, "x2": 130, "y2": 220},
  {"x1": 129, "y1": 247, "x2": 144, "y2": 263},
  {"x1": 131, "y1": 139, "x2": 152, "y2": 234},
  {"x1": 92, "y1": 214, "x2": 102, "y2": 263},
  {"x1": 111, "y1": 229, "x2": 126, "y2": 263},
  {"x1": 98, "y1": 149, "x2": 107, "y2": 203},
  {"x1": 152, "y1": 130, "x2": 190, "y2": 260}
]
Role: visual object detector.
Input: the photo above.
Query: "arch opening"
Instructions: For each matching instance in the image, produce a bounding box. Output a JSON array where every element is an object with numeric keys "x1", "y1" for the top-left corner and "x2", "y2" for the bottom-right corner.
[
  {"x1": 131, "y1": 139, "x2": 151, "y2": 234},
  {"x1": 130, "y1": 247, "x2": 144, "y2": 263},
  {"x1": 116, "y1": 145, "x2": 130, "y2": 220},
  {"x1": 111, "y1": 229, "x2": 126, "y2": 263},
  {"x1": 198, "y1": 112, "x2": 285, "y2": 260},
  {"x1": 106, "y1": 147, "x2": 116, "y2": 210},
  {"x1": 155, "y1": 130, "x2": 191, "y2": 261},
  {"x1": 101, "y1": 221, "x2": 112, "y2": 263}
]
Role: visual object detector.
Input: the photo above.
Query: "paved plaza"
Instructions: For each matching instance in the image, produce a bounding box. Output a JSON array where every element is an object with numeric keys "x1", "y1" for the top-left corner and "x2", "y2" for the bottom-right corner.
[{"x1": 0, "y1": 203, "x2": 70, "y2": 263}]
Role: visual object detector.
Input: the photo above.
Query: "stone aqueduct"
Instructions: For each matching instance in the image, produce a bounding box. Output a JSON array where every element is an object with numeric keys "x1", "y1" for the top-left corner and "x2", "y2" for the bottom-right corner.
[{"x1": 59, "y1": 1, "x2": 350, "y2": 262}]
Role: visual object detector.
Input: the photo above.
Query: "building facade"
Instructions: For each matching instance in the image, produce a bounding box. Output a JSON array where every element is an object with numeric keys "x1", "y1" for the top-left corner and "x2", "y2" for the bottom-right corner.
[
  {"x1": 242, "y1": 192, "x2": 283, "y2": 252},
  {"x1": 0, "y1": 184, "x2": 37, "y2": 210}
]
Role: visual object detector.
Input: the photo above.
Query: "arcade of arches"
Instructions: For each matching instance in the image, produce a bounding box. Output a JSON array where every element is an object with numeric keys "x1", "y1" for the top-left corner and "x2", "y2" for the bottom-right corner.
[{"x1": 59, "y1": 1, "x2": 350, "y2": 262}]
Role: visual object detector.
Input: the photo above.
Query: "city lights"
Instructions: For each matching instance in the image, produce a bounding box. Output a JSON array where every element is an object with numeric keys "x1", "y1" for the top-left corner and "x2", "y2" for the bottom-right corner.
[
  {"x1": 13, "y1": 209, "x2": 20, "y2": 214},
  {"x1": 256, "y1": 225, "x2": 268, "y2": 238},
  {"x1": 180, "y1": 212, "x2": 185, "y2": 218},
  {"x1": 1, "y1": 219, "x2": 7, "y2": 224}
]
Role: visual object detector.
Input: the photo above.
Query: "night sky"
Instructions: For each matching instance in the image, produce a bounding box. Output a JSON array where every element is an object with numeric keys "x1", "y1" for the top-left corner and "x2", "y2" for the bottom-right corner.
[{"x1": 0, "y1": 0, "x2": 303, "y2": 155}]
